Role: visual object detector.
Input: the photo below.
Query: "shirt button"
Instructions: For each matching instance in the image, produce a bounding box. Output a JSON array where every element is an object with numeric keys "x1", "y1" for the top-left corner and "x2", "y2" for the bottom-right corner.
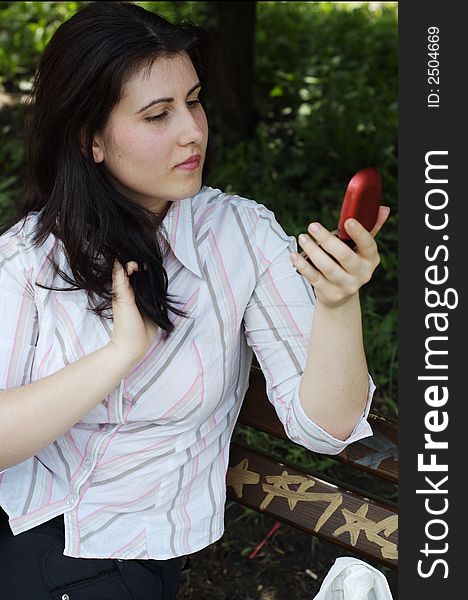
[
  {"x1": 84, "y1": 458, "x2": 92, "y2": 467},
  {"x1": 66, "y1": 495, "x2": 76, "y2": 506},
  {"x1": 62, "y1": 595, "x2": 70, "y2": 600}
]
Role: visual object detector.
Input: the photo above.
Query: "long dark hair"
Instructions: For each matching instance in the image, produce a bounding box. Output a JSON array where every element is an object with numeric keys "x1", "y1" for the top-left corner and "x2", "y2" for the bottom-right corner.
[{"x1": 2, "y1": 1, "x2": 212, "y2": 338}]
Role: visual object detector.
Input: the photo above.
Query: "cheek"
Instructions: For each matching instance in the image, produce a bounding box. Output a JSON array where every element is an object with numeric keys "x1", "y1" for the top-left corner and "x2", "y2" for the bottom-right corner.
[
  {"x1": 198, "y1": 110, "x2": 209, "y2": 139},
  {"x1": 110, "y1": 124, "x2": 169, "y2": 164}
]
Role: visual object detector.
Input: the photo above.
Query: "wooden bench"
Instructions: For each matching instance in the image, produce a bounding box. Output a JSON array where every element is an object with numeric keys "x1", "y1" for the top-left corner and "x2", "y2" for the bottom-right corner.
[{"x1": 227, "y1": 365, "x2": 398, "y2": 570}]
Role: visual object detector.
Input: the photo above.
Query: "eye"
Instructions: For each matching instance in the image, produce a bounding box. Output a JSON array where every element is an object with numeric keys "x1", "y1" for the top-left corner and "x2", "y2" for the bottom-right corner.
[
  {"x1": 145, "y1": 99, "x2": 202, "y2": 123},
  {"x1": 145, "y1": 112, "x2": 168, "y2": 123},
  {"x1": 187, "y1": 98, "x2": 202, "y2": 108}
]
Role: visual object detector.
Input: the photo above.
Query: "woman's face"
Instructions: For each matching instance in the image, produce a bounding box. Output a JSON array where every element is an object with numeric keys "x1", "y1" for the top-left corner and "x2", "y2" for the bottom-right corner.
[{"x1": 92, "y1": 52, "x2": 208, "y2": 216}]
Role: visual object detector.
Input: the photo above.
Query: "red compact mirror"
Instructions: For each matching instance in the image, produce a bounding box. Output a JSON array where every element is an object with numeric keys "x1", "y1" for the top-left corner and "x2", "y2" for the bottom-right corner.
[
  {"x1": 336, "y1": 167, "x2": 382, "y2": 241},
  {"x1": 298, "y1": 167, "x2": 382, "y2": 263}
]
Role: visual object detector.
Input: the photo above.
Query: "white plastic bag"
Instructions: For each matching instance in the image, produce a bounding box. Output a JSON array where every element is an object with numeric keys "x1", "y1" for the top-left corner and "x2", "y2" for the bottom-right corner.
[{"x1": 313, "y1": 557, "x2": 394, "y2": 600}]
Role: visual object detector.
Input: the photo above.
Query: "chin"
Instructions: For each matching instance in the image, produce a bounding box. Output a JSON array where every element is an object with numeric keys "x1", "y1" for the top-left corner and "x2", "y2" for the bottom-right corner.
[{"x1": 175, "y1": 179, "x2": 203, "y2": 200}]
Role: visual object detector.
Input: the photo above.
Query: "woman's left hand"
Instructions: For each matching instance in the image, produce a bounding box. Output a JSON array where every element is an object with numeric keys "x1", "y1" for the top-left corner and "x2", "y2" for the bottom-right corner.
[{"x1": 291, "y1": 205, "x2": 390, "y2": 308}]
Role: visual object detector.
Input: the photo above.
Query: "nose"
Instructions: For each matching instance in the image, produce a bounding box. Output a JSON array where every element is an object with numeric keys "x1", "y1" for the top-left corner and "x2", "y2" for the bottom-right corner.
[{"x1": 177, "y1": 105, "x2": 206, "y2": 147}]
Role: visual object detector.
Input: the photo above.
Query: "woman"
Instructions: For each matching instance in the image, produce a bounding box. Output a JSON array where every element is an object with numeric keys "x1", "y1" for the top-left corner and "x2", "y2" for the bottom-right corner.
[{"x1": 0, "y1": 2, "x2": 389, "y2": 598}]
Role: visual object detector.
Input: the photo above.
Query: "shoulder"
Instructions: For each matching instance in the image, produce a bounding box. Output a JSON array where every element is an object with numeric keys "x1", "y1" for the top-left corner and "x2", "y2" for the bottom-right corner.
[
  {"x1": 192, "y1": 185, "x2": 289, "y2": 239},
  {"x1": 0, "y1": 211, "x2": 56, "y2": 292},
  {"x1": 192, "y1": 186, "x2": 295, "y2": 275},
  {"x1": 1, "y1": 210, "x2": 54, "y2": 257}
]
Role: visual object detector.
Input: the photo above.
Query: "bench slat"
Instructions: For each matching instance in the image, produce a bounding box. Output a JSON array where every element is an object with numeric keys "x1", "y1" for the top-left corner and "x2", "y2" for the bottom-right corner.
[
  {"x1": 239, "y1": 368, "x2": 398, "y2": 483},
  {"x1": 227, "y1": 443, "x2": 398, "y2": 569}
]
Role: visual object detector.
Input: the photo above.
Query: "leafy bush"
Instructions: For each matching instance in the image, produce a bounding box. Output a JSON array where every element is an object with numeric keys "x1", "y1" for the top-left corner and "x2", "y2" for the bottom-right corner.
[
  {"x1": 0, "y1": 2, "x2": 84, "y2": 222},
  {"x1": 0, "y1": 2, "x2": 82, "y2": 87},
  {"x1": 0, "y1": 99, "x2": 27, "y2": 223}
]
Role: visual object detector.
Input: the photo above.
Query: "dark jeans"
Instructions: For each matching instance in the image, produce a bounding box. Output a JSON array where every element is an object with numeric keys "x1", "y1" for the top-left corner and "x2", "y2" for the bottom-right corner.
[{"x1": 0, "y1": 509, "x2": 184, "y2": 600}]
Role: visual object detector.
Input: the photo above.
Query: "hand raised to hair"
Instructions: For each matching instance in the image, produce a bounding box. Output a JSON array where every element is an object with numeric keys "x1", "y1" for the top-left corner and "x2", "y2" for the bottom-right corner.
[{"x1": 108, "y1": 260, "x2": 159, "y2": 367}]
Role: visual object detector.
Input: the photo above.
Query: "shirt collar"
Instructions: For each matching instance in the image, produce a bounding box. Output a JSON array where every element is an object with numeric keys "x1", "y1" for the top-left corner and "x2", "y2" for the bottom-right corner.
[{"x1": 158, "y1": 192, "x2": 204, "y2": 279}]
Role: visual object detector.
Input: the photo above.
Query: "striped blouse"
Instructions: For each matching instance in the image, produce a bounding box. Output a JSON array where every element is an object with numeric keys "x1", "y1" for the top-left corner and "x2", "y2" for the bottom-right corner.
[{"x1": 0, "y1": 186, "x2": 374, "y2": 559}]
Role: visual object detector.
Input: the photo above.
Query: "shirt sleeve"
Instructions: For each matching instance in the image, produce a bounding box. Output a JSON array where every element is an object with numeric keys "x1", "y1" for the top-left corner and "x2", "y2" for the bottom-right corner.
[
  {"x1": 242, "y1": 204, "x2": 374, "y2": 455},
  {"x1": 0, "y1": 221, "x2": 39, "y2": 390}
]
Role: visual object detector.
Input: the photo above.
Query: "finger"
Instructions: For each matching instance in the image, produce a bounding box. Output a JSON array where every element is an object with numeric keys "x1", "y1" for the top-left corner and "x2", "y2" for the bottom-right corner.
[
  {"x1": 290, "y1": 251, "x2": 322, "y2": 286},
  {"x1": 112, "y1": 260, "x2": 137, "y2": 302},
  {"x1": 292, "y1": 250, "x2": 356, "y2": 306},
  {"x1": 125, "y1": 261, "x2": 139, "y2": 276},
  {"x1": 112, "y1": 259, "x2": 125, "y2": 287},
  {"x1": 343, "y1": 219, "x2": 378, "y2": 260},
  {"x1": 298, "y1": 232, "x2": 349, "y2": 285},
  {"x1": 369, "y1": 206, "x2": 390, "y2": 238},
  {"x1": 305, "y1": 222, "x2": 360, "y2": 273},
  {"x1": 112, "y1": 260, "x2": 138, "y2": 280}
]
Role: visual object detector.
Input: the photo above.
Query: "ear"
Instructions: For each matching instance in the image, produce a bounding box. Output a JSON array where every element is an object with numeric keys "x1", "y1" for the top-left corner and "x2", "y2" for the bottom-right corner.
[
  {"x1": 91, "y1": 134, "x2": 105, "y2": 164},
  {"x1": 80, "y1": 128, "x2": 105, "y2": 163}
]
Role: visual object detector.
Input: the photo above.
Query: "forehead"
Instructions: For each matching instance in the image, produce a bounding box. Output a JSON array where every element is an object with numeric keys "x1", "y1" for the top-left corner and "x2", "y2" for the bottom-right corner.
[{"x1": 120, "y1": 53, "x2": 198, "y2": 109}]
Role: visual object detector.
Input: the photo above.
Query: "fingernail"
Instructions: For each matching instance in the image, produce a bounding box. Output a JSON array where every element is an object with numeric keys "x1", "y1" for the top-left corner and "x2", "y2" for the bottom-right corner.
[
  {"x1": 347, "y1": 219, "x2": 356, "y2": 229},
  {"x1": 309, "y1": 223, "x2": 320, "y2": 234},
  {"x1": 298, "y1": 234, "x2": 307, "y2": 245}
]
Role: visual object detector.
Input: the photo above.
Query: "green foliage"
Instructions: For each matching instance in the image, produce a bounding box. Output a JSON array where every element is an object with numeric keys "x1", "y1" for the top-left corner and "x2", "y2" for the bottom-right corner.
[
  {"x1": 210, "y1": 3, "x2": 397, "y2": 206},
  {"x1": 138, "y1": 1, "x2": 207, "y2": 23},
  {"x1": 0, "y1": 2, "x2": 83, "y2": 87},
  {"x1": 0, "y1": 2, "x2": 84, "y2": 221},
  {"x1": 0, "y1": 102, "x2": 25, "y2": 223}
]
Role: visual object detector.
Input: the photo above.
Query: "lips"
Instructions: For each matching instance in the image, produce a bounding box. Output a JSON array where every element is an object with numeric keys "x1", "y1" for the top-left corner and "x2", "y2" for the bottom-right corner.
[{"x1": 175, "y1": 154, "x2": 201, "y2": 167}]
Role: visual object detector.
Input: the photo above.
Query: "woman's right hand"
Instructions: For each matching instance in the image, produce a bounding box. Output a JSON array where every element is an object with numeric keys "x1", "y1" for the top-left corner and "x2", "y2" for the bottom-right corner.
[{"x1": 108, "y1": 259, "x2": 159, "y2": 367}]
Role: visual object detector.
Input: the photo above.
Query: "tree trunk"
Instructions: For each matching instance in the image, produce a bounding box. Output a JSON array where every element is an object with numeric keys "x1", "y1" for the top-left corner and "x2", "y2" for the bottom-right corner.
[{"x1": 200, "y1": 2, "x2": 257, "y2": 141}]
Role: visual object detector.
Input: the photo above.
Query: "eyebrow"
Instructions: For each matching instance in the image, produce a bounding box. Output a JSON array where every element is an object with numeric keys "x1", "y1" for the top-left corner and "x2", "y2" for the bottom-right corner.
[{"x1": 135, "y1": 83, "x2": 202, "y2": 114}]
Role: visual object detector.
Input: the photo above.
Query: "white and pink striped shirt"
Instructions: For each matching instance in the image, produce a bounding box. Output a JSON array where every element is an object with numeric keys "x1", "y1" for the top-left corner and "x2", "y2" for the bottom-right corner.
[{"x1": 0, "y1": 186, "x2": 374, "y2": 559}]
